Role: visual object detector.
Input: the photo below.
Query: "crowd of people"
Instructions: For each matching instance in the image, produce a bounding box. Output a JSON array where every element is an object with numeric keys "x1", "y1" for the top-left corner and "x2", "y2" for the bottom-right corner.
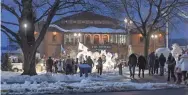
[
  {"x1": 45, "y1": 51, "x2": 188, "y2": 84},
  {"x1": 45, "y1": 55, "x2": 106, "y2": 75},
  {"x1": 128, "y1": 51, "x2": 188, "y2": 84}
]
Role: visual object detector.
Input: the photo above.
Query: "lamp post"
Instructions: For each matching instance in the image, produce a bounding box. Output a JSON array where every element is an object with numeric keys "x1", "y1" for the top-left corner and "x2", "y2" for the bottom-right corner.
[
  {"x1": 124, "y1": 18, "x2": 132, "y2": 57},
  {"x1": 151, "y1": 34, "x2": 158, "y2": 51}
]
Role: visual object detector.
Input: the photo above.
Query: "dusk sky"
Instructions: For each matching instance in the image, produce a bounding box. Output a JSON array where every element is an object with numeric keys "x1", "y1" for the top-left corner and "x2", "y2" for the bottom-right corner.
[{"x1": 1, "y1": 1, "x2": 188, "y2": 47}]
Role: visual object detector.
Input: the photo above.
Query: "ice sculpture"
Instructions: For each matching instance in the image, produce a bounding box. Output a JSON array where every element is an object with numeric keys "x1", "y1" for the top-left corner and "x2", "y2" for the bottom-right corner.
[
  {"x1": 76, "y1": 43, "x2": 118, "y2": 72},
  {"x1": 155, "y1": 48, "x2": 171, "y2": 59},
  {"x1": 171, "y1": 43, "x2": 183, "y2": 61}
]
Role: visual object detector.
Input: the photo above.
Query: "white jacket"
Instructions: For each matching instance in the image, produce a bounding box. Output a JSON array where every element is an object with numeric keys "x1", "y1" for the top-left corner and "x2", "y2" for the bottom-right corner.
[{"x1": 179, "y1": 54, "x2": 188, "y2": 71}]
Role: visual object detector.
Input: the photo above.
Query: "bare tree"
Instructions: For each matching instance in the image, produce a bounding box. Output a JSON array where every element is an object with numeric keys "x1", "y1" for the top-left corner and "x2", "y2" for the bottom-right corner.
[
  {"x1": 1, "y1": 0, "x2": 100, "y2": 75},
  {"x1": 101, "y1": 0, "x2": 188, "y2": 58}
]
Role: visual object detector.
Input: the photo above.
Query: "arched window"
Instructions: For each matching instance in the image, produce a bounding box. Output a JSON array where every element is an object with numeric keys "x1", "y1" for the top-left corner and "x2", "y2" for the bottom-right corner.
[
  {"x1": 103, "y1": 35, "x2": 108, "y2": 44},
  {"x1": 94, "y1": 35, "x2": 99, "y2": 44},
  {"x1": 85, "y1": 35, "x2": 91, "y2": 44}
]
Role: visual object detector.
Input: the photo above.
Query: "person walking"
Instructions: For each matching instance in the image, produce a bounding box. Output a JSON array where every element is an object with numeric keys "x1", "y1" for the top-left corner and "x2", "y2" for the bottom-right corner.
[
  {"x1": 159, "y1": 53, "x2": 166, "y2": 76},
  {"x1": 154, "y1": 55, "x2": 159, "y2": 75},
  {"x1": 137, "y1": 55, "x2": 146, "y2": 78},
  {"x1": 46, "y1": 57, "x2": 53, "y2": 73},
  {"x1": 179, "y1": 52, "x2": 188, "y2": 84},
  {"x1": 148, "y1": 52, "x2": 155, "y2": 75},
  {"x1": 167, "y1": 53, "x2": 176, "y2": 82},
  {"x1": 86, "y1": 56, "x2": 94, "y2": 73},
  {"x1": 97, "y1": 57, "x2": 103, "y2": 75},
  {"x1": 65, "y1": 56, "x2": 73, "y2": 75},
  {"x1": 128, "y1": 53, "x2": 137, "y2": 79}
]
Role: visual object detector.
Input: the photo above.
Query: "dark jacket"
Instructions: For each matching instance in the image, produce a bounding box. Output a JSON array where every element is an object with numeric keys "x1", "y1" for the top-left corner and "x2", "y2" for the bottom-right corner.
[
  {"x1": 87, "y1": 58, "x2": 94, "y2": 67},
  {"x1": 148, "y1": 52, "x2": 155, "y2": 66},
  {"x1": 46, "y1": 58, "x2": 53, "y2": 68},
  {"x1": 159, "y1": 54, "x2": 166, "y2": 66},
  {"x1": 98, "y1": 58, "x2": 103, "y2": 67},
  {"x1": 128, "y1": 54, "x2": 137, "y2": 66},
  {"x1": 155, "y1": 57, "x2": 159, "y2": 68},
  {"x1": 137, "y1": 55, "x2": 146, "y2": 69},
  {"x1": 167, "y1": 56, "x2": 176, "y2": 68}
]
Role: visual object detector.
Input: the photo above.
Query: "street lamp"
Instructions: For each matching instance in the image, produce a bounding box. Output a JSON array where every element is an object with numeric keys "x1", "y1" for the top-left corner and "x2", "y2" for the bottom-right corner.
[
  {"x1": 151, "y1": 34, "x2": 158, "y2": 51},
  {"x1": 124, "y1": 18, "x2": 132, "y2": 58}
]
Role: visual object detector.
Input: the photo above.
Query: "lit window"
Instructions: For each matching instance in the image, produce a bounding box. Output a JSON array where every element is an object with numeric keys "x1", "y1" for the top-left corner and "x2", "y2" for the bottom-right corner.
[
  {"x1": 103, "y1": 35, "x2": 108, "y2": 44},
  {"x1": 94, "y1": 35, "x2": 100, "y2": 44}
]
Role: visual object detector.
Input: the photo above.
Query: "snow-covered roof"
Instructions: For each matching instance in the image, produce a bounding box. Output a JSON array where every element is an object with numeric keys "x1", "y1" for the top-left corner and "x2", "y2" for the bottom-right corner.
[{"x1": 49, "y1": 24, "x2": 126, "y2": 34}]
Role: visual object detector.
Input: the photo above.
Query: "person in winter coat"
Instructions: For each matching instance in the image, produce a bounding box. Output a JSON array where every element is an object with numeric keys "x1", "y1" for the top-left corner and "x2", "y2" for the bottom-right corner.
[
  {"x1": 179, "y1": 53, "x2": 188, "y2": 84},
  {"x1": 54, "y1": 60, "x2": 58, "y2": 73},
  {"x1": 65, "y1": 56, "x2": 73, "y2": 75},
  {"x1": 167, "y1": 53, "x2": 176, "y2": 82},
  {"x1": 137, "y1": 55, "x2": 146, "y2": 78},
  {"x1": 148, "y1": 52, "x2": 155, "y2": 75},
  {"x1": 97, "y1": 57, "x2": 103, "y2": 75},
  {"x1": 175, "y1": 55, "x2": 182, "y2": 84},
  {"x1": 46, "y1": 57, "x2": 53, "y2": 73},
  {"x1": 154, "y1": 55, "x2": 159, "y2": 75},
  {"x1": 128, "y1": 53, "x2": 137, "y2": 78},
  {"x1": 75, "y1": 58, "x2": 79, "y2": 74},
  {"x1": 159, "y1": 53, "x2": 166, "y2": 76},
  {"x1": 87, "y1": 56, "x2": 94, "y2": 73},
  {"x1": 57, "y1": 59, "x2": 63, "y2": 73}
]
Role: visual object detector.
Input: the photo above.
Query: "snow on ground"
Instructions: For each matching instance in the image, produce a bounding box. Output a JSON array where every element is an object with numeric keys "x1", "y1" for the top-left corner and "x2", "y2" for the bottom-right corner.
[
  {"x1": 1, "y1": 68, "x2": 132, "y2": 83},
  {"x1": 1, "y1": 78, "x2": 185, "y2": 94}
]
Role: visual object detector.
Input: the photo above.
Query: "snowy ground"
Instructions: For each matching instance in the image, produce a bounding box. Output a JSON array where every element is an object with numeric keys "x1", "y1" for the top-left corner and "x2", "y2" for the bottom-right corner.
[
  {"x1": 0, "y1": 67, "x2": 186, "y2": 94},
  {"x1": 1, "y1": 78, "x2": 185, "y2": 95}
]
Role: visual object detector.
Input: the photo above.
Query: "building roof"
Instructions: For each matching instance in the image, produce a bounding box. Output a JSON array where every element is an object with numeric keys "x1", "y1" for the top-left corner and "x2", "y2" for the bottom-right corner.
[
  {"x1": 49, "y1": 24, "x2": 125, "y2": 34},
  {"x1": 52, "y1": 11, "x2": 124, "y2": 30}
]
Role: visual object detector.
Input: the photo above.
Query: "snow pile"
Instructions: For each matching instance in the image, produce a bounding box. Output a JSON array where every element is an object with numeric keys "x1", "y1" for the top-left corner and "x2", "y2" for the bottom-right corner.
[
  {"x1": 1, "y1": 71, "x2": 125, "y2": 83},
  {"x1": 1, "y1": 81, "x2": 185, "y2": 94},
  {"x1": 80, "y1": 78, "x2": 93, "y2": 84}
]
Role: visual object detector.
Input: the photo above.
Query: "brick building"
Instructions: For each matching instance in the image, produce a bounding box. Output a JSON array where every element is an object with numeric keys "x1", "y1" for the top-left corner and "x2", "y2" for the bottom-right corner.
[{"x1": 35, "y1": 12, "x2": 166, "y2": 59}]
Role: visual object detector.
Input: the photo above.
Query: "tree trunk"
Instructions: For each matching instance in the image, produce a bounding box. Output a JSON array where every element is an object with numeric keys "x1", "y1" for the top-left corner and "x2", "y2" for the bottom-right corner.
[
  {"x1": 144, "y1": 36, "x2": 150, "y2": 59},
  {"x1": 21, "y1": 50, "x2": 37, "y2": 76}
]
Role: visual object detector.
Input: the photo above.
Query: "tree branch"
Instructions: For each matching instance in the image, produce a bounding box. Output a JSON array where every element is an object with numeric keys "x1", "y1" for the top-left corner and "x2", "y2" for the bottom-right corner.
[
  {"x1": 1, "y1": 29, "x2": 20, "y2": 44},
  {"x1": 1, "y1": 25, "x2": 21, "y2": 42},
  {"x1": 2, "y1": 21, "x2": 19, "y2": 26},
  {"x1": 1, "y1": 3, "x2": 20, "y2": 19}
]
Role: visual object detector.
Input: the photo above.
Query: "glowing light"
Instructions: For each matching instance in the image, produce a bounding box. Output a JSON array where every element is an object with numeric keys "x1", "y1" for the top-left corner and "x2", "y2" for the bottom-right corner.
[
  {"x1": 154, "y1": 35, "x2": 158, "y2": 38},
  {"x1": 53, "y1": 32, "x2": 57, "y2": 35},
  {"x1": 78, "y1": 33, "x2": 81, "y2": 37},
  {"x1": 151, "y1": 35, "x2": 154, "y2": 38},
  {"x1": 34, "y1": 32, "x2": 37, "y2": 35},
  {"x1": 23, "y1": 23, "x2": 27, "y2": 28},
  {"x1": 74, "y1": 33, "x2": 77, "y2": 36}
]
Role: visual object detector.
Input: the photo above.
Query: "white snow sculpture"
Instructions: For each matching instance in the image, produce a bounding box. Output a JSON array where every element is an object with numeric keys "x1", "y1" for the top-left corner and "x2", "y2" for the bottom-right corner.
[
  {"x1": 155, "y1": 48, "x2": 171, "y2": 59},
  {"x1": 171, "y1": 43, "x2": 182, "y2": 61},
  {"x1": 76, "y1": 43, "x2": 118, "y2": 72}
]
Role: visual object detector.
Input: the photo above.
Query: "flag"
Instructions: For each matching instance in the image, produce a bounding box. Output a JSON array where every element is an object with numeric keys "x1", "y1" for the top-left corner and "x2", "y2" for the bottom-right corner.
[{"x1": 78, "y1": 42, "x2": 88, "y2": 51}]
